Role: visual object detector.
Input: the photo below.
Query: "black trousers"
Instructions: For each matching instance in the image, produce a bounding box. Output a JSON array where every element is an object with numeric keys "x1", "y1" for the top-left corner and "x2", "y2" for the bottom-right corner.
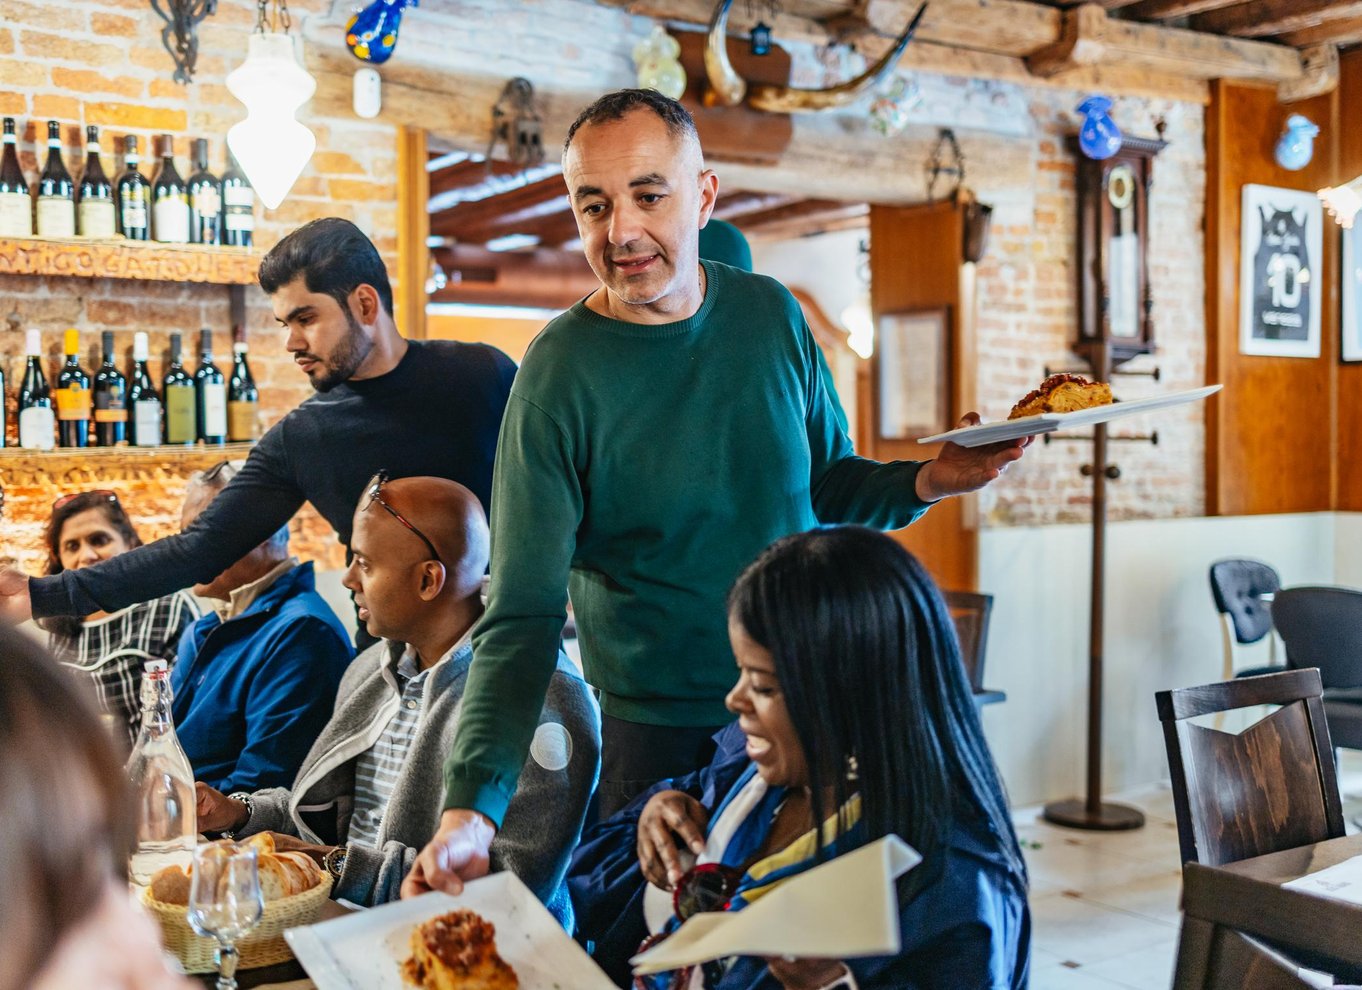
[{"x1": 594, "y1": 714, "x2": 730, "y2": 821}]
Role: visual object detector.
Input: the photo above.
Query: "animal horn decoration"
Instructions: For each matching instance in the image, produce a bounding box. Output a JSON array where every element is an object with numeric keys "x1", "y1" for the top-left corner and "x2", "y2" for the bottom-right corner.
[
  {"x1": 704, "y1": 0, "x2": 747, "y2": 107},
  {"x1": 704, "y1": 0, "x2": 929, "y2": 114}
]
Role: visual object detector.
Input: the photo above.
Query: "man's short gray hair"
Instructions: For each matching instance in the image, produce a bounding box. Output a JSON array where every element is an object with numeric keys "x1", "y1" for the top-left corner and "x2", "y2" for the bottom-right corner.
[{"x1": 563, "y1": 88, "x2": 699, "y2": 154}]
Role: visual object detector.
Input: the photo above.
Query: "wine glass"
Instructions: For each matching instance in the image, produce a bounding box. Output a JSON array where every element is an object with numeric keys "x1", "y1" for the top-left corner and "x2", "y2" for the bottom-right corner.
[{"x1": 187, "y1": 840, "x2": 264, "y2": 990}]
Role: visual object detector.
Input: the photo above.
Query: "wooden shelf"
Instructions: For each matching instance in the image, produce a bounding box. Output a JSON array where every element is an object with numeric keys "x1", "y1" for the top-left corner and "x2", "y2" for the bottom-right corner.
[
  {"x1": 0, "y1": 443, "x2": 255, "y2": 484},
  {"x1": 0, "y1": 236, "x2": 258, "y2": 285}
]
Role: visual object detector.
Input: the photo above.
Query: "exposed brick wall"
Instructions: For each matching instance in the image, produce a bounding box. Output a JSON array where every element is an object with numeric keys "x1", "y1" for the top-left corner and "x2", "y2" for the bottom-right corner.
[
  {"x1": 971, "y1": 93, "x2": 1206, "y2": 526},
  {"x1": 0, "y1": 0, "x2": 396, "y2": 574}
]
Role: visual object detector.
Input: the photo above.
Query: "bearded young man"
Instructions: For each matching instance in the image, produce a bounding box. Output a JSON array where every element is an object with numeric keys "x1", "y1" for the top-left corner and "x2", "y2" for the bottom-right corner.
[
  {"x1": 0, "y1": 219, "x2": 515, "y2": 630},
  {"x1": 407, "y1": 89, "x2": 1032, "y2": 900}
]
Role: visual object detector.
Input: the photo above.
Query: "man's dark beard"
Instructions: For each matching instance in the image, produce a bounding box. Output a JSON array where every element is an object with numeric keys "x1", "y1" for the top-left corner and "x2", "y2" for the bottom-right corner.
[{"x1": 309, "y1": 310, "x2": 375, "y2": 392}]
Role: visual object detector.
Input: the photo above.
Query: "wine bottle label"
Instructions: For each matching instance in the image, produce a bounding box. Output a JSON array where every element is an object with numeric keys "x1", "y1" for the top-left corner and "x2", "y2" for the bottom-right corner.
[
  {"x1": 224, "y1": 186, "x2": 255, "y2": 232},
  {"x1": 223, "y1": 186, "x2": 254, "y2": 207},
  {"x1": 165, "y1": 387, "x2": 195, "y2": 443},
  {"x1": 121, "y1": 195, "x2": 148, "y2": 231},
  {"x1": 36, "y1": 197, "x2": 76, "y2": 237},
  {"x1": 153, "y1": 197, "x2": 189, "y2": 242},
  {"x1": 228, "y1": 399, "x2": 258, "y2": 441},
  {"x1": 0, "y1": 191, "x2": 30, "y2": 236},
  {"x1": 18, "y1": 405, "x2": 55, "y2": 449},
  {"x1": 134, "y1": 399, "x2": 162, "y2": 446},
  {"x1": 94, "y1": 406, "x2": 128, "y2": 423},
  {"x1": 192, "y1": 187, "x2": 221, "y2": 216},
  {"x1": 202, "y1": 383, "x2": 227, "y2": 437},
  {"x1": 55, "y1": 386, "x2": 91, "y2": 421},
  {"x1": 78, "y1": 199, "x2": 116, "y2": 238}
]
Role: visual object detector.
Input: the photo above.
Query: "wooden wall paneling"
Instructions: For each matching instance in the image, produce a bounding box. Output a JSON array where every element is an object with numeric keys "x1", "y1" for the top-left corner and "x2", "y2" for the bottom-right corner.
[
  {"x1": 1205, "y1": 81, "x2": 1337, "y2": 515},
  {"x1": 396, "y1": 126, "x2": 430, "y2": 340},
  {"x1": 1335, "y1": 49, "x2": 1362, "y2": 510},
  {"x1": 868, "y1": 200, "x2": 979, "y2": 591}
]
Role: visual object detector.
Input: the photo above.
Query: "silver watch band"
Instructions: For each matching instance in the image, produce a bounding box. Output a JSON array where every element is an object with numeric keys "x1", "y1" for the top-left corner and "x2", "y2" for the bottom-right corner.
[{"x1": 221, "y1": 791, "x2": 254, "y2": 840}]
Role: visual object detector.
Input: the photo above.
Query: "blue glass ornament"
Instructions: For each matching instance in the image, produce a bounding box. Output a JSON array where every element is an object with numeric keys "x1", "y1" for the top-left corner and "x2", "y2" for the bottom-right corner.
[
  {"x1": 345, "y1": 0, "x2": 418, "y2": 65},
  {"x1": 1077, "y1": 95, "x2": 1122, "y2": 161},
  {"x1": 1275, "y1": 114, "x2": 1318, "y2": 171},
  {"x1": 750, "y1": 21, "x2": 772, "y2": 56}
]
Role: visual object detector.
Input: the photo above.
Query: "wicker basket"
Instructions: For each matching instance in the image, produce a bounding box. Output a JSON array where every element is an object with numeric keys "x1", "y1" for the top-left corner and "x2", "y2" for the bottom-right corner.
[{"x1": 142, "y1": 873, "x2": 334, "y2": 974}]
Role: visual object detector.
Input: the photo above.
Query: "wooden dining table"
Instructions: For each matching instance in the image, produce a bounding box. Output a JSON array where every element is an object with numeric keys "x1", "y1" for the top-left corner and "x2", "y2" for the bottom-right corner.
[{"x1": 1176, "y1": 833, "x2": 1362, "y2": 986}]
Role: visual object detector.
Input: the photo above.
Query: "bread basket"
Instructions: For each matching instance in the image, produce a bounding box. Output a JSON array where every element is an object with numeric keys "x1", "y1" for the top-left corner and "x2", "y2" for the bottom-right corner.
[{"x1": 141, "y1": 872, "x2": 333, "y2": 973}]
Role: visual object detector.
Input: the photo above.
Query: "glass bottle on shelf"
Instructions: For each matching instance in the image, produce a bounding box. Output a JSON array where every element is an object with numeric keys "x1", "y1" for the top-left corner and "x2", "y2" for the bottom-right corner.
[
  {"x1": 221, "y1": 152, "x2": 254, "y2": 248},
  {"x1": 129, "y1": 331, "x2": 162, "y2": 448},
  {"x1": 55, "y1": 328, "x2": 91, "y2": 448},
  {"x1": 126, "y1": 660, "x2": 197, "y2": 887},
  {"x1": 227, "y1": 327, "x2": 259, "y2": 442},
  {"x1": 93, "y1": 330, "x2": 128, "y2": 446},
  {"x1": 188, "y1": 138, "x2": 221, "y2": 246},
  {"x1": 194, "y1": 327, "x2": 226, "y2": 445},
  {"x1": 36, "y1": 120, "x2": 75, "y2": 238},
  {"x1": 18, "y1": 329, "x2": 54, "y2": 450},
  {"x1": 0, "y1": 117, "x2": 31, "y2": 237},
  {"x1": 151, "y1": 134, "x2": 189, "y2": 244},
  {"x1": 163, "y1": 332, "x2": 196, "y2": 445},
  {"x1": 116, "y1": 134, "x2": 151, "y2": 241},
  {"x1": 77, "y1": 125, "x2": 115, "y2": 239},
  {"x1": 0, "y1": 351, "x2": 5, "y2": 447}
]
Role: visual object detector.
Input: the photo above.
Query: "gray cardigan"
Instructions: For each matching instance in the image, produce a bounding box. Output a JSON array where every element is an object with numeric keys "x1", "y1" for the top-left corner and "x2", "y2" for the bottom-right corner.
[{"x1": 237, "y1": 636, "x2": 600, "y2": 921}]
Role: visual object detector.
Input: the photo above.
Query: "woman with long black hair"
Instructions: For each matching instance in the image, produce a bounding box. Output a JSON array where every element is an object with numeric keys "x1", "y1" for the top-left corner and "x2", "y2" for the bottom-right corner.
[{"x1": 570, "y1": 526, "x2": 1030, "y2": 989}]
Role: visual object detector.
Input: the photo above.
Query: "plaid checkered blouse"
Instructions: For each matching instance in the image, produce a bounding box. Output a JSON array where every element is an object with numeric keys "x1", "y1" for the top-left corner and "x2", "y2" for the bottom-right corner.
[{"x1": 47, "y1": 591, "x2": 202, "y2": 747}]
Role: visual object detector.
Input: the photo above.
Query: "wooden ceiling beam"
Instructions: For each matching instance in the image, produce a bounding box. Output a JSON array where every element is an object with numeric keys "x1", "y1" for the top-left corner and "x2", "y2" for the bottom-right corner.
[
  {"x1": 429, "y1": 244, "x2": 597, "y2": 310},
  {"x1": 712, "y1": 191, "x2": 799, "y2": 220},
  {"x1": 433, "y1": 174, "x2": 567, "y2": 230},
  {"x1": 735, "y1": 199, "x2": 869, "y2": 240},
  {"x1": 1280, "y1": 13, "x2": 1362, "y2": 45},
  {"x1": 1192, "y1": 0, "x2": 1362, "y2": 38},
  {"x1": 1121, "y1": 0, "x2": 1250, "y2": 19}
]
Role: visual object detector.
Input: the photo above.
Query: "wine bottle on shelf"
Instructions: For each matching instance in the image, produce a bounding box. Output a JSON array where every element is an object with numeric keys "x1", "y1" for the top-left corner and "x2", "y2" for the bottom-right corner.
[
  {"x1": 0, "y1": 117, "x2": 31, "y2": 237},
  {"x1": 116, "y1": 134, "x2": 150, "y2": 241},
  {"x1": 17, "y1": 329, "x2": 54, "y2": 450},
  {"x1": 163, "y1": 332, "x2": 195, "y2": 445},
  {"x1": 129, "y1": 332, "x2": 162, "y2": 448},
  {"x1": 151, "y1": 134, "x2": 188, "y2": 244},
  {"x1": 227, "y1": 327, "x2": 259, "y2": 442},
  {"x1": 93, "y1": 330, "x2": 128, "y2": 446},
  {"x1": 194, "y1": 328, "x2": 226, "y2": 445},
  {"x1": 221, "y1": 152, "x2": 254, "y2": 248},
  {"x1": 187, "y1": 138, "x2": 221, "y2": 246},
  {"x1": 36, "y1": 121, "x2": 75, "y2": 238},
  {"x1": 56, "y1": 328, "x2": 91, "y2": 448},
  {"x1": 0, "y1": 354, "x2": 6, "y2": 448},
  {"x1": 77, "y1": 125, "x2": 115, "y2": 239}
]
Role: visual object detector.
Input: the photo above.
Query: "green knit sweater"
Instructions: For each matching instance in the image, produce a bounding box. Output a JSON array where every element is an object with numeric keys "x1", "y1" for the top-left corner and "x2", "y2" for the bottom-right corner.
[{"x1": 446, "y1": 261, "x2": 933, "y2": 823}]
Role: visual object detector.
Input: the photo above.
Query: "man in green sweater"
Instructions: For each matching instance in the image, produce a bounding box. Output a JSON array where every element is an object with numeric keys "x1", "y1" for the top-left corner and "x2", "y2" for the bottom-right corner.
[{"x1": 403, "y1": 89, "x2": 1029, "y2": 898}]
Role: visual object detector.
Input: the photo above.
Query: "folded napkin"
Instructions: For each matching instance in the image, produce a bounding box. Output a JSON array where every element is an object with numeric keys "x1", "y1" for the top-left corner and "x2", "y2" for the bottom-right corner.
[{"x1": 632, "y1": 835, "x2": 920, "y2": 975}]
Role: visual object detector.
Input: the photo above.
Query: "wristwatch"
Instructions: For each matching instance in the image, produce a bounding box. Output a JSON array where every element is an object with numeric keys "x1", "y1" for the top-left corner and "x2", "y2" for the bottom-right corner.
[
  {"x1": 323, "y1": 845, "x2": 348, "y2": 882},
  {"x1": 221, "y1": 792, "x2": 254, "y2": 840}
]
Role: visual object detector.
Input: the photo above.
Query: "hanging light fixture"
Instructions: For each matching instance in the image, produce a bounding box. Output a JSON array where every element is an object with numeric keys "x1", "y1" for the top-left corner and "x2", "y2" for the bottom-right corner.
[{"x1": 226, "y1": 0, "x2": 317, "y2": 210}]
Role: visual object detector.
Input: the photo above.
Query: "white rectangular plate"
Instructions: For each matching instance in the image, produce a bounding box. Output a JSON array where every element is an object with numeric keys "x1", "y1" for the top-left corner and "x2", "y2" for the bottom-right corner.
[
  {"x1": 917, "y1": 385, "x2": 1223, "y2": 448},
  {"x1": 284, "y1": 873, "x2": 614, "y2": 990}
]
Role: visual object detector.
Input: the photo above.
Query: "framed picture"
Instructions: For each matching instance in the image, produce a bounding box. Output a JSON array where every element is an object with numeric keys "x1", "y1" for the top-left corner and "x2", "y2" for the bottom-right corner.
[
  {"x1": 876, "y1": 307, "x2": 949, "y2": 440},
  {"x1": 1343, "y1": 220, "x2": 1362, "y2": 362},
  {"x1": 1239, "y1": 184, "x2": 1323, "y2": 358}
]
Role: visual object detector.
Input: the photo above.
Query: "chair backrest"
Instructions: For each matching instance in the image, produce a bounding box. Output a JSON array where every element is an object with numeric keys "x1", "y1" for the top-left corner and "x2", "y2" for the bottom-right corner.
[
  {"x1": 1209, "y1": 558, "x2": 1280, "y2": 645},
  {"x1": 944, "y1": 590, "x2": 993, "y2": 693},
  {"x1": 1272, "y1": 586, "x2": 1362, "y2": 689},
  {"x1": 1155, "y1": 668, "x2": 1343, "y2": 867}
]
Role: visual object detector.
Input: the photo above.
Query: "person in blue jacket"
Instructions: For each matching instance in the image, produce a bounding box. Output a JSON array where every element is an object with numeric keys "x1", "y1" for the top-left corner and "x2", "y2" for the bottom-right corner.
[
  {"x1": 569, "y1": 526, "x2": 1030, "y2": 990},
  {"x1": 171, "y1": 461, "x2": 354, "y2": 794}
]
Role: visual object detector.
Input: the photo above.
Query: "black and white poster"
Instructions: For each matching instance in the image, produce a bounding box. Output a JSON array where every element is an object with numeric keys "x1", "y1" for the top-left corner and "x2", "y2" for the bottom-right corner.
[{"x1": 1240, "y1": 184, "x2": 1322, "y2": 358}]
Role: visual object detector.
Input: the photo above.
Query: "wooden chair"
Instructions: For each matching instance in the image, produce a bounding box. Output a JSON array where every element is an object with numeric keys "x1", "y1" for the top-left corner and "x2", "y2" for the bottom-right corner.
[
  {"x1": 943, "y1": 590, "x2": 1005, "y2": 707},
  {"x1": 1173, "y1": 920, "x2": 1319, "y2": 990},
  {"x1": 1155, "y1": 668, "x2": 1344, "y2": 868}
]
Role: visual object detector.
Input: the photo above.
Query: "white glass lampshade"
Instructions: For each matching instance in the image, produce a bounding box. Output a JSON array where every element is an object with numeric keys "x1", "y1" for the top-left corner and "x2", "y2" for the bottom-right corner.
[
  {"x1": 840, "y1": 298, "x2": 874, "y2": 359},
  {"x1": 226, "y1": 33, "x2": 317, "y2": 210},
  {"x1": 1320, "y1": 178, "x2": 1362, "y2": 230}
]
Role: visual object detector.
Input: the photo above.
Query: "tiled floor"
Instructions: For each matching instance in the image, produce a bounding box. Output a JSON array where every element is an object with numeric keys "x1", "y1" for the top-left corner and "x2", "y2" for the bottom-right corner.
[{"x1": 1019, "y1": 751, "x2": 1362, "y2": 989}]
